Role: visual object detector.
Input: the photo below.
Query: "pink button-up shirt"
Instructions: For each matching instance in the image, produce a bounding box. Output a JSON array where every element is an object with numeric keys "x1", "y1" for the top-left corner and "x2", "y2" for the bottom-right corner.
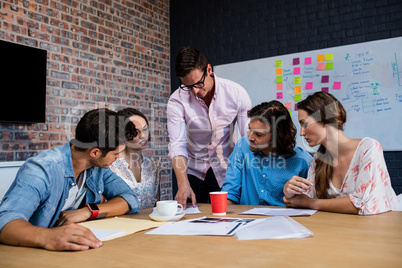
[{"x1": 167, "y1": 74, "x2": 252, "y2": 187}]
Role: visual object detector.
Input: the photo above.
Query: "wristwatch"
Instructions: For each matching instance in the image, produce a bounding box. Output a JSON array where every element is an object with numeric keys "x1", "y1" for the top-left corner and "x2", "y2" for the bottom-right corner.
[{"x1": 86, "y1": 203, "x2": 99, "y2": 220}]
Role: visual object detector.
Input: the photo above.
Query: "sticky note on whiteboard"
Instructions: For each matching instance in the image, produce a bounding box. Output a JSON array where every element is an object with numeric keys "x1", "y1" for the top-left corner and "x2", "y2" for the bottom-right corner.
[
  {"x1": 276, "y1": 76, "x2": 283, "y2": 83},
  {"x1": 276, "y1": 83, "x2": 283, "y2": 90},
  {"x1": 325, "y1": 53, "x2": 333, "y2": 61},
  {"x1": 277, "y1": 92, "x2": 283, "y2": 99},
  {"x1": 321, "y1": 75, "x2": 329, "y2": 83},
  {"x1": 304, "y1": 57, "x2": 312, "y2": 65},
  {"x1": 333, "y1": 82, "x2": 342, "y2": 89},
  {"x1": 284, "y1": 102, "x2": 292, "y2": 110},
  {"x1": 275, "y1": 60, "x2": 282, "y2": 67},
  {"x1": 317, "y1": 54, "x2": 325, "y2": 62},
  {"x1": 276, "y1": 68, "x2": 283, "y2": 75},
  {"x1": 305, "y1": 82, "x2": 313, "y2": 89},
  {"x1": 293, "y1": 67, "x2": 301, "y2": 75}
]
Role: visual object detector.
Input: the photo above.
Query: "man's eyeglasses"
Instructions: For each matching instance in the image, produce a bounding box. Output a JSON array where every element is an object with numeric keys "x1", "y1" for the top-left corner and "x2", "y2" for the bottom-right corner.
[{"x1": 179, "y1": 68, "x2": 207, "y2": 91}]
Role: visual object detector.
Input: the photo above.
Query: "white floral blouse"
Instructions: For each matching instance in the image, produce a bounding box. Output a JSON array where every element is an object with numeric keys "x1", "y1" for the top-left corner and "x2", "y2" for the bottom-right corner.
[
  {"x1": 305, "y1": 137, "x2": 399, "y2": 215},
  {"x1": 110, "y1": 154, "x2": 161, "y2": 209}
]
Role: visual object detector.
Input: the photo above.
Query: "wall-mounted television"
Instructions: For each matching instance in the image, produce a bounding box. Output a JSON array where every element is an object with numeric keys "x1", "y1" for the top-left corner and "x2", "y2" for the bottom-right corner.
[{"x1": 0, "y1": 39, "x2": 47, "y2": 124}]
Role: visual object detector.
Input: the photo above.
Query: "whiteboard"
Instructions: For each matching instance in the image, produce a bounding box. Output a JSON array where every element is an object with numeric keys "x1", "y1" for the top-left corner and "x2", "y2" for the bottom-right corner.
[{"x1": 215, "y1": 37, "x2": 402, "y2": 151}]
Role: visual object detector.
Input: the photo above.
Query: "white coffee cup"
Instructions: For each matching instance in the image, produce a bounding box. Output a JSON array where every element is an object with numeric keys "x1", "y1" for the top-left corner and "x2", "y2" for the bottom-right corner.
[{"x1": 156, "y1": 200, "x2": 183, "y2": 216}]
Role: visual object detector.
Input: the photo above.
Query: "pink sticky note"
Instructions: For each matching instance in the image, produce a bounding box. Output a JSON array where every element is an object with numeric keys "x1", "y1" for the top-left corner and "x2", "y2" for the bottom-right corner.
[
  {"x1": 277, "y1": 92, "x2": 283, "y2": 99},
  {"x1": 333, "y1": 82, "x2": 342, "y2": 89},
  {"x1": 276, "y1": 83, "x2": 283, "y2": 90},
  {"x1": 293, "y1": 67, "x2": 301, "y2": 75},
  {"x1": 317, "y1": 62, "x2": 326, "y2": 70},
  {"x1": 293, "y1": 58, "x2": 300, "y2": 65},
  {"x1": 321, "y1": 75, "x2": 329, "y2": 83},
  {"x1": 306, "y1": 82, "x2": 313, "y2": 89},
  {"x1": 304, "y1": 57, "x2": 312, "y2": 65},
  {"x1": 294, "y1": 103, "x2": 298, "y2": 111},
  {"x1": 321, "y1": 87, "x2": 329, "y2": 93},
  {"x1": 284, "y1": 102, "x2": 292, "y2": 110}
]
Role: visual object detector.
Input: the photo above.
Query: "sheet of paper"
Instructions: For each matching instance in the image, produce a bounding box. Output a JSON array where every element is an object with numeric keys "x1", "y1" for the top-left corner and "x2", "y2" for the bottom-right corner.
[
  {"x1": 239, "y1": 207, "x2": 317, "y2": 217},
  {"x1": 235, "y1": 216, "x2": 313, "y2": 240},
  {"x1": 90, "y1": 229, "x2": 126, "y2": 241},
  {"x1": 184, "y1": 205, "x2": 202, "y2": 214},
  {"x1": 146, "y1": 217, "x2": 255, "y2": 236},
  {"x1": 79, "y1": 217, "x2": 165, "y2": 241}
]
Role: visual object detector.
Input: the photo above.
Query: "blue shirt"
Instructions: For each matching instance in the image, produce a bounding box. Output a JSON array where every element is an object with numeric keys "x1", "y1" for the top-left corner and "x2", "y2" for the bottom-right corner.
[
  {"x1": 0, "y1": 142, "x2": 139, "y2": 231},
  {"x1": 221, "y1": 136, "x2": 312, "y2": 206}
]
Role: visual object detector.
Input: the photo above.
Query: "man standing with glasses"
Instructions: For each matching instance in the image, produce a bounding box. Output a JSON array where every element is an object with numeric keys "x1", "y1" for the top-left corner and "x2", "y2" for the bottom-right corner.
[{"x1": 167, "y1": 47, "x2": 252, "y2": 208}]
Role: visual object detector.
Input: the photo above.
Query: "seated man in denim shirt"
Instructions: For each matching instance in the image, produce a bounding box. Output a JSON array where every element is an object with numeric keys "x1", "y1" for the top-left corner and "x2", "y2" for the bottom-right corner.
[
  {"x1": 0, "y1": 108, "x2": 139, "y2": 251},
  {"x1": 221, "y1": 101, "x2": 312, "y2": 206}
]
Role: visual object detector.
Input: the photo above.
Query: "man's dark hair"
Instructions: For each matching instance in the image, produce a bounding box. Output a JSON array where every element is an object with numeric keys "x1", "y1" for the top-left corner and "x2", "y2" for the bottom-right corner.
[
  {"x1": 247, "y1": 101, "x2": 296, "y2": 156},
  {"x1": 174, "y1": 47, "x2": 209, "y2": 77},
  {"x1": 73, "y1": 108, "x2": 137, "y2": 155}
]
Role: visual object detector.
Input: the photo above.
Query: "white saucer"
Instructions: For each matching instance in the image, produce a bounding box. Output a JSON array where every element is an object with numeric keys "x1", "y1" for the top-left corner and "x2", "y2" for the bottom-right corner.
[{"x1": 149, "y1": 211, "x2": 185, "y2": 222}]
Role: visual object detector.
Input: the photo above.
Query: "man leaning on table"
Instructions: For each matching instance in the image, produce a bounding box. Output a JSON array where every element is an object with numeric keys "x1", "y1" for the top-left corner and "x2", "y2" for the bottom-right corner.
[
  {"x1": 0, "y1": 108, "x2": 140, "y2": 251},
  {"x1": 221, "y1": 101, "x2": 312, "y2": 206},
  {"x1": 167, "y1": 47, "x2": 252, "y2": 208}
]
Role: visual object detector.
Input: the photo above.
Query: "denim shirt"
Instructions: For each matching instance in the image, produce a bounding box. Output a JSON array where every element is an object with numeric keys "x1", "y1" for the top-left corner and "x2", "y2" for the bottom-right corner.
[
  {"x1": 0, "y1": 142, "x2": 139, "y2": 231},
  {"x1": 222, "y1": 136, "x2": 313, "y2": 206}
]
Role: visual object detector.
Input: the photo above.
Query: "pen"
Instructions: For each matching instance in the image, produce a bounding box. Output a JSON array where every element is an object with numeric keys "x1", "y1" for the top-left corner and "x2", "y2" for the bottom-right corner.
[{"x1": 227, "y1": 222, "x2": 242, "y2": 235}]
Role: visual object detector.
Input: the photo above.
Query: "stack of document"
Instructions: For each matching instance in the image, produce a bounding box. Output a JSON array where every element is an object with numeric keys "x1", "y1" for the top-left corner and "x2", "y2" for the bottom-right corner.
[
  {"x1": 240, "y1": 207, "x2": 317, "y2": 216},
  {"x1": 235, "y1": 216, "x2": 313, "y2": 240},
  {"x1": 146, "y1": 217, "x2": 255, "y2": 236}
]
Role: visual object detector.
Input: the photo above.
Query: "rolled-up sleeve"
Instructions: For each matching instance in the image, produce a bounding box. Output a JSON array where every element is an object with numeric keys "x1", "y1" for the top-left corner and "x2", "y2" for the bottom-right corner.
[
  {"x1": 167, "y1": 97, "x2": 188, "y2": 160},
  {"x1": 102, "y1": 169, "x2": 139, "y2": 214}
]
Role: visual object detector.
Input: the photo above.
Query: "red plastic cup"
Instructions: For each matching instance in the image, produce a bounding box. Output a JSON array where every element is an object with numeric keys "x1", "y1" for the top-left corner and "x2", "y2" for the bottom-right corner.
[{"x1": 210, "y1": 191, "x2": 228, "y2": 215}]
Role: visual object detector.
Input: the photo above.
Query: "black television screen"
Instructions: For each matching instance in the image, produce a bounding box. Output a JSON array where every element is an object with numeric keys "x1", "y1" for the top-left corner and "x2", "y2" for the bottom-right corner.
[{"x1": 0, "y1": 40, "x2": 47, "y2": 124}]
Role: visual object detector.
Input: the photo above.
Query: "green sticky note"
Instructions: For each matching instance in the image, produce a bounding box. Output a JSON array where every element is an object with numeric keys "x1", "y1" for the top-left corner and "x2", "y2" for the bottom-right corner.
[
  {"x1": 325, "y1": 53, "x2": 333, "y2": 61},
  {"x1": 294, "y1": 94, "x2": 302, "y2": 102},
  {"x1": 288, "y1": 110, "x2": 292, "y2": 117},
  {"x1": 275, "y1": 60, "x2": 282, "y2": 67},
  {"x1": 326, "y1": 62, "x2": 333, "y2": 70},
  {"x1": 276, "y1": 76, "x2": 283, "y2": 83},
  {"x1": 294, "y1": 77, "x2": 301, "y2": 84}
]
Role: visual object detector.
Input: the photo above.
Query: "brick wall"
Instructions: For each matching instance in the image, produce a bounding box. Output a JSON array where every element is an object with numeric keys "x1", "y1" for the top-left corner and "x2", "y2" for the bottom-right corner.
[
  {"x1": 170, "y1": 0, "x2": 402, "y2": 194},
  {"x1": 0, "y1": 0, "x2": 172, "y2": 200}
]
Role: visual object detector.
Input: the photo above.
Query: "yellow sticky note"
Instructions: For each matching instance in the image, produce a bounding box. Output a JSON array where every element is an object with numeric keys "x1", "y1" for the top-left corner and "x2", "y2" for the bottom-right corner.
[
  {"x1": 294, "y1": 86, "x2": 301, "y2": 93},
  {"x1": 276, "y1": 76, "x2": 283, "y2": 83},
  {"x1": 276, "y1": 68, "x2": 283, "y2": 75},
  {"x1": 294, "y1": 77, "x2": 301, "y2": 84},
  {"x1": 275, "y1": 60, "x2": 282, "y2": 67},
  {"x1": 317, "y1": 54, "x2": 325, "y2": 62},
  {"x1": 325, "y1": 53, "x2": 333, "y2": 61}
]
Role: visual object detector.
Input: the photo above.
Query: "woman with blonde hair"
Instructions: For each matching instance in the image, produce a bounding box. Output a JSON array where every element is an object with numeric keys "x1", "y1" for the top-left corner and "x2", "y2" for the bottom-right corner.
[{"x1": 283, "y1": 91, "x2": 399, "y2": 215}]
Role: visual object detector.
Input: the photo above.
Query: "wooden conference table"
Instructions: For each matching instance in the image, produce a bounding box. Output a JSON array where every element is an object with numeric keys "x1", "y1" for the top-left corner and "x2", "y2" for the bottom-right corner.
[{"x1": 0, "y1": 203, "x2": 401, "y2": 267}]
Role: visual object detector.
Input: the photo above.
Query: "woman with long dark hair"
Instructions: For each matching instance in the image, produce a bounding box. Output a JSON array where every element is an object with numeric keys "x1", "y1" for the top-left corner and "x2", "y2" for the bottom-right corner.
[
  {"x1": 283, "y1": 92, "x2": 399, "y2": 215},
  {"x1": 110, "y1": 108, "x2": 161, "y2": 209}
]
